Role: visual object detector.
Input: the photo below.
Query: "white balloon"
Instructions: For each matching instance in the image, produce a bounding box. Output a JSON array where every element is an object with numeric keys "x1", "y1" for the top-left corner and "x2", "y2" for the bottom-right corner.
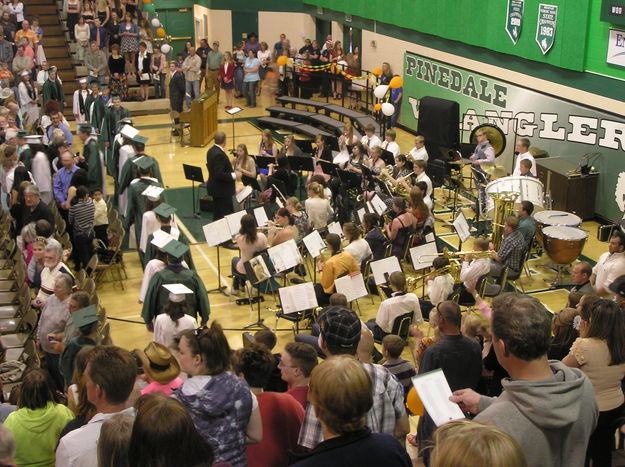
[
  {"x1": 160, "y1": 44, "x2": 172, "y2": 54},
  {"x1": 151, "y1": 18, "x2": 161, "y2": 28},
  {"x1": 373, "y1": 84, "x2": 389, "y2": 99},
  {"x1": 381, "y1": 102, "x2": 395, "y2": 116}
]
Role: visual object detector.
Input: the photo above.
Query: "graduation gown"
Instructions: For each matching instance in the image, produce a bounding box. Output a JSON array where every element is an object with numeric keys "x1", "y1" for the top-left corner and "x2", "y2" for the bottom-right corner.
[
  {"x1": 117, "y1": 144, "x2": 135, "y2": 216},
  {"x1": 144, "y1": 226, "x2": 195, "y2": 271},
  {"x1": 83, "y1": 136, "x2": 104, "y2": 193},
  {"x1": 72, "y1": 89, "x2": 91, "y2": 124},
  {"x1": 118, "y1": 154, "x2": 163, "y2": 206},
  {"x1": 140, "y1": 210, "x2": 177, "y2": 252},
  {"x1": 142, "y1": 266, "x2": 210, "y2": 325},
  {"x1": 18, "y1": 145, "x2": 32, "y2": 171},
  {"x1": 102, "y1": 106, "x2": 131, "y2": 176},
  {"x1": 42, "y1": 78, "x2": 65, "y2": 111},
  {"x1": 124, "y1": 177, "x2": 162, "y2": 263}
]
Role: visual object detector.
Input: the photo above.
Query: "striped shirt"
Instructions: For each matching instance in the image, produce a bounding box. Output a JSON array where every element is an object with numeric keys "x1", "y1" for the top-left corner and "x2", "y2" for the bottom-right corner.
[
  {"x1": 298, "y1": 361, "x2": 406, "y2": 449},
  {"x1": 383, "y1": 358, "x2": 416, "y2": 394},
  {"x1": 69, "y1": 199, "x2": 96, "y2": 235}
]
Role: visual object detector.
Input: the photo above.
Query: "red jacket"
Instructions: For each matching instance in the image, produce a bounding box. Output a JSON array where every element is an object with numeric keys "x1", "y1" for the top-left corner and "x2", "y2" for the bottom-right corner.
[{"x1": 219, "y1": 62, "x2": 234, "y2": 83}]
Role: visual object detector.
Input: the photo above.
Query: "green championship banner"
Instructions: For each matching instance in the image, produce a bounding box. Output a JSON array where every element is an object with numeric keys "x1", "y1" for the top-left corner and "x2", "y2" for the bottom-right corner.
[
  {"x1": 536, "y1": 4, "x2": 557, "y2": 54},
  {"x1": 401, "y1": 51, "x2": 625, "y2": 221},
  {"x1": 505, "y1": 0, "x2": 524, "y2": 45}
]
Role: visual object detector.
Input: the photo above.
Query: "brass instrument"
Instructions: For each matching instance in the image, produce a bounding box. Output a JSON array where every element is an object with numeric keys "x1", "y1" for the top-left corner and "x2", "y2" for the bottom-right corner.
[
  {"x1": 405, "y1": 262, "x2": 462, "y2": 291},
  {"x1": 489, "y1": 191, "x2": 519, "y2": 250},
  {"x1": 414, "y1": 247, "x2": 498, "y2": 261},
  {"x1": 378, "y1": 165, "x2": 409, "y2": 197}
]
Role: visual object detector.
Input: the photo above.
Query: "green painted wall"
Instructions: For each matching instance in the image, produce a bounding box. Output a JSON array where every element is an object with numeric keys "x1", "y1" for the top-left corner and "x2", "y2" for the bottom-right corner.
[{"x1": 585, "y1": 0, "x2": 625, "y2": 80}]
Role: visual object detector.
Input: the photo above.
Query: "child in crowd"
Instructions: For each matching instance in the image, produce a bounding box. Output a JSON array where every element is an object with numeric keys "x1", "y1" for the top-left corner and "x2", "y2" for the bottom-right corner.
[
  {"x1": 92, "y1": 188, "x2": 109, "y2": 245},
  {"x1": 381, "y1": 334, "x2": 416, "y2": 396},
  {"x1": 137, "y1": 342, "x2": 183, "y2": 396}
]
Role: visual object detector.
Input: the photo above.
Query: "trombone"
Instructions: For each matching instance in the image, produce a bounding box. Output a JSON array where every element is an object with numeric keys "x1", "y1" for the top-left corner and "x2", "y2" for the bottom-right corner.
[{"x1": 414, "y1": 248, "x2": 497, "y2": 262}]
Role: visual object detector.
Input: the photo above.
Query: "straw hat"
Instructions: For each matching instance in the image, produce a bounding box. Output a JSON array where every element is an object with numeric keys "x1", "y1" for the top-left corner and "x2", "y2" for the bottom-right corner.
[{"x1": 135, "y1": 342, "x2": 180, "y2": 384}]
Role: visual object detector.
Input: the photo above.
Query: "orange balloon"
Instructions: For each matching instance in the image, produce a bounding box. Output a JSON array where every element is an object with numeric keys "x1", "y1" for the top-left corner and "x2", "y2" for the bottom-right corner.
[
  {"x1": 373, "y1": 103, "x2": 381, "y2": 111},
  {"x1": 156, "y1": 28, "x2": 166, "y2": 38},
  {"x1": 406, "y1": 387, "x2": 424, "y2": 416},
  {"x1": 372, "y1": 67, "x2": 382, "y2": 76},
  {"x1": 276, "y1": 55, "x2": 288, "y2": 66},
  {"x1": 389, "y1": 76, "x2": 403, "y2": 89},
  {"x1": 142, "y1": 0, "x2": 151, "y2": 3}
]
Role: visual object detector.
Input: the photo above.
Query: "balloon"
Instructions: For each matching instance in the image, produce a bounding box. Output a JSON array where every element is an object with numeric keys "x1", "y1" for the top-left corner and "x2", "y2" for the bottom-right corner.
[
  {"x1": 373, "y1": 103, "x2": 381, "y2": 111},
  {"x1": 156, "y1": 28, "x2": 166, "y2": 38},
  {"x1": 381, "y1": 102, "x2": 395, "y2": 116},
  {"x1": 406, "y1": 387, "x2": 424, "y2": 416},
  {"x1": 373, "y1": 84, "x2": 388, "y2": 99},
  {"x1": 276, "y1": 55, "x2": 288, "y2": 66},
  {"x1": 372, "y1": 67, "x2": 382, "y2": 76},
  {"x1": 144, "y1": 3, "x2": 155, "y2": 13},
  {"x1": 142, "y1": 0, "x2": 151, "y2": 3},
  {"x1": 389, "y1": 76, "x2": 403, "y2": 89},
  {"x1": 151, "y1": 18, "x2": 161, "y2": 28},
  {"x1": 160, "y1": 43, "x2": 171, "y2": 54}
]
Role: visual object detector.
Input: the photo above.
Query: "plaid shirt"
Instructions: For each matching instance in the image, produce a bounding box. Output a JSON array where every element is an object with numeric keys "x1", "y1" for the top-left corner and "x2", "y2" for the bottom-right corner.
[
  {"x1": 298, "y1": 361, "x2": 406, "y2": 449},
  {"x1": 498, "y1": 230, "x2": 526, "y2": 272}
]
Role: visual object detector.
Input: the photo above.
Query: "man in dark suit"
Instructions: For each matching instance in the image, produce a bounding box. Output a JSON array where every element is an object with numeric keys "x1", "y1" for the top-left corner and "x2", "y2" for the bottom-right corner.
[
  {"x1": 169, "y1": 61, "x2": 186, "y2": 136},
  {"x1": 206, "y1": 131, "x2": 238, "y2": 220}
]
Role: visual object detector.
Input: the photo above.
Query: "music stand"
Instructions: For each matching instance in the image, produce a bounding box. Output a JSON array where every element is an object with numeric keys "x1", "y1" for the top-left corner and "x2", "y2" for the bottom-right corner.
[
  {"x1": 241, "y1": 252, "x2": 275, "y2": 330},
  {"x1": 380, "y1": 149, "x2": 395, "y2": 166},
  {"x1": 289, "y1": 156, "x2": 316, "y2": 199},
  {"x1": 226, "y1": 107, "x2": 243, "y2": 152},
  {"x1": 255, "y1": 155, "x2": 274, "y2": 169},
  {"x1": 182, "y1": 164, "x2": 203, "y2": 219},
  {"x1": 317, "y1": 159, "x2": 336, "y2": 176}
]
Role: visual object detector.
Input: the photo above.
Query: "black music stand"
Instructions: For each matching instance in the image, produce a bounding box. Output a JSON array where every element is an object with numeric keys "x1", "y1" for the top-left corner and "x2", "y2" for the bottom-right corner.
[
  {"x1": 289, "y1": 156, "x2": 315, "y2": 199},
  {"x1": 241, "y1": 252, "x2": 276, "y2": 330},
  {"x1": 317, "y1": 159, "x2": 336, "y2": 176},
  {"x1": 380, "y1": 149, "x2": 395, "y2": 166},
  {"x1": 255, "y1": 155, "x2": 274, "y2": 170},
  {"x1": 337, "y1": 169, "x2": 362, "y2": 192},
  {"x1": 182, "y1": 164, "x2": 203, "y2": 219},
  {"x1": 226, "y1": 106, "x2": 243, "y2": 152}
]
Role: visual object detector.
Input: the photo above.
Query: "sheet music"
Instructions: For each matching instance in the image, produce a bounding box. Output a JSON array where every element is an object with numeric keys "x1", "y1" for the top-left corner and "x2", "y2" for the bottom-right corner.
[
  {"x1": 411, "y1": 369, "x2": 465, "y2": 427},
  {"x1": 279, "y1": 282, "x2": 318, "y2": 314},
  {"x1": 357, "y1": 208, "x2": 366, "y2": 224},
  {"x1": 302, "y1": 230, "x2": 326, "y2": 258},
  {"x1": 327, "y1": 222, "x2": 343, "y2": 238},
  {"x1": 425, "y1": 232, "x2": 435, "y2": 243},
  {"x1": 236, "y1": 185, "x2": 253, "y2": 203},
  {"x1": 268, "y1": 239, "x2": 301, "y2": 272},
  {"x1": 334, "y1": 272, "x2": 369, "y2": 302},
  {"x1": 370, "y1": 256, "x2": 402, "y2": 285},
  {"x1": 227, "y1": 106, "x2": 242, "y2": 115},
  {"x1": 410, "y1": 242, "x2": 439, "y2": 271},
  {"x1": 225, "y1": 210, "x2": 248, "y2": 237},
  {"x1": 253, "y1": 206, "x2": 268, "y2": 227},
  {"x1": 333, "y1": 150, "x2": 350, "y2": 165},
  {"x1": 151, "y1": 229, "x2": 174, "y2": 249},
  {"x1": 370, "y1": 194, "x2": 388, "y2": 216},
  {"x1": 247, "y1": 255, "x2": 271, "y2": 284},
  {"x1": 366, "y1": 201, "x2": 374, "y2": 214},
  {"x1": 202, "y1": 218, "x2": 232, "y2": 247},
  {"x1": 453, "y1": 211, "x2": 471, "y2": 243}
]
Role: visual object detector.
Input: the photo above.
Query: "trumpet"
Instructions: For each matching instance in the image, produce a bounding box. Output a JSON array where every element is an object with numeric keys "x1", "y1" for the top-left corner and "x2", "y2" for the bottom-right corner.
[{"x1": 404, "y1": 263, "x2": 462, "y2": 291}]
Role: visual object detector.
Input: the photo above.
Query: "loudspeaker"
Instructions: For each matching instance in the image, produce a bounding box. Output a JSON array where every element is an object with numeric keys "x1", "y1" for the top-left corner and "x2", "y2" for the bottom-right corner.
[{"x1": 418, "y1": 96, "x2": 460, "y2": 148}]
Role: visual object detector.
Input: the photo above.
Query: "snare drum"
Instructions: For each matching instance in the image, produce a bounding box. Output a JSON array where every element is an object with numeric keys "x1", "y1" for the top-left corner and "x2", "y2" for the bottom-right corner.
[
  {"x1": 534, "y1": 210, "x2": 582, "y2": 246},
  {"x1": 485, "y1": 176, "x2": 544, "y2": 216},
  {"x1": 542, "y1": 226, "x2": 587, "y2": 265}
]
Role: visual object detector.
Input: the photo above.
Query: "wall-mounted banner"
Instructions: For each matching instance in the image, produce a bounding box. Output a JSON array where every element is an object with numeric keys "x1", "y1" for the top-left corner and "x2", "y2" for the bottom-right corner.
[
  {"x1": 536, "y1": 4, "x2": 557, "y2": 54},
  {"x1": 505, "y1": 0, "x2": 524, "y2": 45},
  {"x1": 607, "y1": 28, "x2": 625, "y2": 67},
  {"x1": 402, "y1": 51, "x2": 625, "y2": 221}
]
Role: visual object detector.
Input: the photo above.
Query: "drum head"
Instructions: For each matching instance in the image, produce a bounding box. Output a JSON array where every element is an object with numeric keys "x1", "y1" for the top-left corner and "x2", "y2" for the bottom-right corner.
[
  {"x1": 485, "y1": 176, "x2": 545, "y2": 216},
  {"x1": 534, "y1": 210, "x2": 581, "y2": 226},
  {"x1": 543, "y1": 226, "x2": 587, "y2": 240}
]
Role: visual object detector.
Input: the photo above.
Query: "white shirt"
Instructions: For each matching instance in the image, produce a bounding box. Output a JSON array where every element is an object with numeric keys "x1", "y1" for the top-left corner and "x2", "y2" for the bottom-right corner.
[
  {"x1": 361, "y1": 134, "x2": 381, "y2": 153},
  {"x1": 424, "y1": 194, "x2": 433, "y2": 211},
  {"x1": 426, "y1": 274, "x2": 454, "y2": 305},
  {"x1": 382, "y1": 140, "x2": 400, "y2": 157},
  {"x1": 512, "y1": 151, "x2": 537, "y2": 177},
  {"x1": 416, "y1": 172, "x2": 433, "y2": 197},
  {"x1": 460, "y1": 258, "x2": 490, "y2": 289},
  {"x1": 593, "y1": 252, "x2": 625, "y2": 294},
  {"x1": 56, "y1": 408, "x2": 136, "y2": 467},
  {"x1": 257, "y1": 49, "x2": 271, "y2": 65},
  {"x1": 375, "y1": 292, "x2": 422, "y2": 333},
  {"x1": 344, "y1": 238, "x2": 372, "y2": 266},
  {"x1": 154, "y1": 313, "x2": 197, "y2": 348},
  {"x1": 305, "y1": 197, "x2": 333, "y2": 230},
  {"x1": 409, "y1": 146, "x2": 428, "y2": 162}
]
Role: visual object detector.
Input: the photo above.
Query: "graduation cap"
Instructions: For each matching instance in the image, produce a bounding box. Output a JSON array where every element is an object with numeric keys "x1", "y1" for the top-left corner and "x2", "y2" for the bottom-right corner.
[
  {"x1": 16, "y1": 130, "x2": 27, "y2": 138},
  {"x1": 161, "y1": 239, "x2": 189, "y2": 259},
  {"x1": 141, "y1": 185, "x2": 164, "y2": 201},
  {"x1": 24, "y1": 135, "x2": 43, "y2": 144},
  {"x1": 132, "y1": 155, "x2": 155, "y2": 171},
  {"x1": 132, "y1": 135, "x2": 148, "y2": 145},
  {"x1": 153, "y1": 203, "x2": 176, "y2": 219},
  {"x1": 72, "y1": 304, "x2": 99, "y2": 329},
  {"x1": 151, "y1": 229, "x2": 175, "y2": 250},
  {"x1": 163, "y1": 283, "x2": 194, "y2": 303},
  {"x1": 120, "y1": 125, "x2": 139, "y2": 139},
  {"x1": 78, "y1": 124, "x2": 95, "y2": 135},
  {"x1": 78, "y1": 77, "x2": 88, "y2": 84},
  {"x1": 19, "y1": 70, "x2": 29, "y2": 77},
  {"x1": 111, "y1": 94, "x2": 122, "y2": 101}
]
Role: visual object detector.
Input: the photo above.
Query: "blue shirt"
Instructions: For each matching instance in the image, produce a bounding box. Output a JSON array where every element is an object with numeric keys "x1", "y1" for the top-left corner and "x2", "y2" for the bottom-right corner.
[
  {"x1": 53, "y1": 165, "x2": 78, "y2": 204},
  {"x1": 243, "y1": 57, "x2": 261, "y2": 82},
  {"x1": 47, "y1": 124, "x2": 73, "y2": 148},
  {"x1": 391, "y1": 87, "x2": 403, "y2": 104}
]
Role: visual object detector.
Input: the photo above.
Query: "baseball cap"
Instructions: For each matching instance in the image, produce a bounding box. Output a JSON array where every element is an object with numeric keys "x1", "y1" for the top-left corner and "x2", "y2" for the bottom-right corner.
[{"x1": 318, "y1": 306, "x2": 361, "y2": 350}]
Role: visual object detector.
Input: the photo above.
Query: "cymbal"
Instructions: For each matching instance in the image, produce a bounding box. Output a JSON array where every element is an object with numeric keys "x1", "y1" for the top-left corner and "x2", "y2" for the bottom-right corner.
[
  {"x1": 481, "y1": 161, "x2": 496, "y2": 170},
  {"x1": 483, "y1": 165, "x2": 508, "y2": 179},
  {"x1": 448, "y1": 159, "x2": 471, "y2": 166}
]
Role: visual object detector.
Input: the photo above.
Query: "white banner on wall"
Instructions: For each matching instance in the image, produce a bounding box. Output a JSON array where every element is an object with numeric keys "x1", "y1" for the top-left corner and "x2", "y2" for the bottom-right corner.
[{"x1": 607, "y1": 28, "x2": 625, "y2": 68}]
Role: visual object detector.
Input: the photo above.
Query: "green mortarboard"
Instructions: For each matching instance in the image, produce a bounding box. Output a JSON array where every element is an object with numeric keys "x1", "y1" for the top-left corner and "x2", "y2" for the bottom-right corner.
[
  {"x1": 100, "y1": 84, "x2": 109, "y2": 91},
  {"x1": 72, "y1": 305, "x2": 99, "y2": 328},
  {"x1": 16, "y1": 130, "x2": 27, "y2": 138},
  {"x1": 153, "y1": 203, "x2": 176, "y2": 218},
  {"x1": 162, "y1": 239, "x2": 189, "y2": 259},
  {"x1": 78, "y1": 124, "x2": 95, "y2": 134},
  {"x1": 132, "y1": 135, "x2": 148, "y2": 144},
  {"x1": 132, "y1": 156, "x2": 155, "y2": 170}
]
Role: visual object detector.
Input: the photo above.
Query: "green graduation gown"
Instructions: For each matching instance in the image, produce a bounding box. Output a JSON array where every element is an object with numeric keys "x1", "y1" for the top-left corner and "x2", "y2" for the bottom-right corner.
[
  {"x1": 142, "y1": 266, "x2": 210, "y2": 325},
  {"x1": 118, "y1": 153, "x2": 164, "y2": 196},
  {"x1": 18, "y1": 145, "x2": 32, "y2": 171},
  {"x1": 83, "y1": 136, "x2": 103, "y2": 192},
  {"x1": 102, "y1": 106, "x2": 131, "y2": 176},
  {"x1": 124, "y1": 177, "x2": 163, "y2": 264},
  {"x1": 42, "y1": 78, "x2": 65, "y2": 111},
  {"x1": 144, "y1": 227, "x2": 195, "y2": 271}
]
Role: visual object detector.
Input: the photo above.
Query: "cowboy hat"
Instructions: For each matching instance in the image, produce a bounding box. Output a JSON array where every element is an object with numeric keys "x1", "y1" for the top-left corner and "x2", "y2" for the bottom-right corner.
[{"x1": 135, "y1": 342, "x2": 180, "y2": 384}]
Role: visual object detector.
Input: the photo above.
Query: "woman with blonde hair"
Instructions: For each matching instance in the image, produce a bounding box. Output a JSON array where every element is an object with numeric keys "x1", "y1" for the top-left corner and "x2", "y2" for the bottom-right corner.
[
  {"x1": 234, "y1": 143, "x2": 257, "y2": 206},
  {"x1": 286, "y1": 196, "x2": 310, "y2": 239},
  {"x1": 430, "y1": 419, "x2": 527, "y2": 467},
  {"x1": 259, "y1": 128, "x2": 277, "y2": 158},
  {"x1": 305, "y1": 181, "x2": 333, "y2": 231},
  {"x1": 278, "y1": 135, "x2": 302, "y2": 157}
]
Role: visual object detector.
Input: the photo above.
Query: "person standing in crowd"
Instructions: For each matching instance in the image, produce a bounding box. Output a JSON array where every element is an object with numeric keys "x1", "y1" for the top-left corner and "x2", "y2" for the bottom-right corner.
[
  {"x1": 169, "y1": 61, "x2": 185, "y2": 135},
  {"x1": 243, "y1": 49, "x2": 260, "y2": 108},
  {"x1": 34, "y1": 241, "x2": 74, "y2": 307},
  {"x1": 90, "y1": 18, "x2": 108, "y2": 52},
  {"x1": 107, "y1": 10, "x2": 121, "y2": 49},
  {"x1": 65, "y1": 0, "x2": 81, "y2": 40},
  {"x1": 108, "y1": 43, "x2": 128, "y2": 100},
  {"x1": 85, "y1": 41, "x2": 108, "y2": 85},
  {"x1": 68, "y1": 186, "x2": 95, "y2": 271},
  {"x1": 280, "y1": 341, "x2": 318, "y2": 409},
  {"x1": 206, "y1": 131, "x2": 237, "y2": 220},
  {"x1": 219, "y1": 51, "x2": 235, "y2": 110},
  {"x1": 206, "y1": 40, "x2": 223, "y2": 99},
  {"x1": 150, "y1": 45, "x2": 166, "y2": 99},
  {"x1": 74, "y1": 15, "x2": 90, "y2": 63},
  {"x1": 42, "y1": 67, "x2": 65, "y2": 111},
  {"x1": 12, "y1": 44, "x2": 33, "y2": 76},
  {"x1": 72, "y1": 78, "x2": 91, "y2": 124},
  {"x1": 17, "y1": 70, "x2": 38, "y2": 128},
  {"x1": 135, "y1": 42, "x2": 151, "y2": 101},
  {"x1": 119, "y1": 11, "x2": 139, "y2": 76},
  {"x1": 196, "y1": 38, "x2": 209, "y2": 90},
  {"x1": 182, "y1": 46, "x2": 201, "y2": 108}
]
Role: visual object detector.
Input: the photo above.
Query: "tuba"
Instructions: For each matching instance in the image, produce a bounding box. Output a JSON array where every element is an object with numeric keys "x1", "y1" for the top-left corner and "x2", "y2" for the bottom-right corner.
[{"x1": 490, "y1": 192, "x2": 519, "y2": 251}]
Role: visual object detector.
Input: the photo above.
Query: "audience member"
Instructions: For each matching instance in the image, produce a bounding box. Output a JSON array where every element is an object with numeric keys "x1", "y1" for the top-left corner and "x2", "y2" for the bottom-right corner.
[
  {"x1": 97, "y1": 413, "x2": 134, "y2": 467},
  {"x1": 280, "y1": 341, "x2": 318, "y2": 408},
  {"x1": 381, "y1": 335, "x2": 415, "y2": 395},
  {"x1": 136, "y1": 342, "x2": 183, "y2": 396}
]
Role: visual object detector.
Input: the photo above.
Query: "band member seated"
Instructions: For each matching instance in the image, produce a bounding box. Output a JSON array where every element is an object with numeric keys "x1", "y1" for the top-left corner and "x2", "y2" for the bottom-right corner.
[
  {"x1": 267, "y1": 155, "x2": 295, "y2": 196},
  {"x1": 334, "y1": 122, "x2": 358, "y2": 165},
  {"x1": 277, "y1": 135, "x2": 303, "y2": 157},
  {"x1": 469, "y1": 128, "x2": 495, "y2": 165},
  {"x1": 512, "y1": 137, "x2": 536, "y2": 177},
  {"x1": 402, "y1": 160, "x2": 432, "y2": 198},
  {"x1": 310, "y1": 134, "x2": 333, "y2": 183},
  {"x1": 426, "y1": 257, "x2": 455, "y2": 308},
  {"x1": 305, "y1": 181, "x2": 333, "y2": 231},
  {"x1": 381, "y1": 154, "x2": 411, "y2": 191},
  {"x1": 234, "y1": 143, "x2": 258, "y2": 190},
  {"x1": 286, "y1": 197, "x2": 311, "y2": 239},
  {"x1": 517, "y1": 201, "x2": 535, "y2": 248},
  {"x1": 258, "y1": 128, "x2": 278, "y2": 159},
  {"x1": 314, "y1": 233, "x2": 359, "y2": 305},
  {"x1": 341, "y1": 142, "x2": 366, "y2": 173},
  {"x1": 409, "y1": 189, "x2": 430, "y2": 227},
  {"x1": 362, "y1": 213, "x2": 386, "y2": 261},
  {"x1": 381, "y1": 129, "x2": 400, "y2": 157},
  {"x1": 413, "y1": 182, "x2": 432, "y2": 211},
  {"x1": 365, "y1": 146, "x2": 386, "y2": 174},
  {"x1": 267, "y1": 207, "x2": 298, "y2": 246},
  {"x1": 489, "y1": 215, "x2": 526, "y2": 280},
  {"x1": 231, "y1": 214, "x2": 267, "y2": 295},
  {"x1": 366, "y1": 271, "x2": 422, "y2": 341},
  {"x1": 342, "y1": 222, "x2": 372, "y2": 267},
  {"x1": 570, "y1": 261, "x2": 594, "y2": 294},
  {"x1": 361, "y1": 123, "x2": 381, "y2": 157},
  {"x1": 518, "y1": 159, "x2": 535, "y2": 177},
  {"x1": 591, "y1": 231, "x2": 625, "y2": 297},
  {"x1": 457, "y1": 238, "x2": 491, "y2": 304},
  {"x1": 408, "y1": 135, "x2": 428, "y2": 162},
  {"x1": 385, "y1": 197, "x2": 417, "y2": 259}
]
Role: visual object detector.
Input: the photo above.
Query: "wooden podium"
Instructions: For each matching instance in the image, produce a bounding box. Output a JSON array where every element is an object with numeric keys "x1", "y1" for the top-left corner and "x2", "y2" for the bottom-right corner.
[{"x1": 179, "y1": 90, "x2": 218, "y2": 147}]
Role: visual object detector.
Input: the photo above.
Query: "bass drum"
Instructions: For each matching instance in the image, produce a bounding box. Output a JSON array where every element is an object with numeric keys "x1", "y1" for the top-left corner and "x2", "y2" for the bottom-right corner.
[
  {"x1": 543, "y1": 226, "x2": 588, "y2": 265},
  {"x1": 485, "y1": 176, "x2": 544, "y2": 217},
  {"x1": 533, "y1": 210, "x2": 582, "y2": 246}
]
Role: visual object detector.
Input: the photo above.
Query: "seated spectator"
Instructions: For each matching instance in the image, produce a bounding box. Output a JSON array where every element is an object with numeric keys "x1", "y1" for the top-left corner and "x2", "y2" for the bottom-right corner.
[
  {"x1": 136, "y1": 342, "x2": 183, "y2": 396},
  {"x1": 0, "y1": 425, "x2": 16, "y2": 467},
  {"x1": 34, "y1": 241, "x2": 74, "y2": 307},
  {"x1": 12, "y1": 44, "x2": 32, "y2": 75},
  {"x1": 60, "y1": 346, "x2": 96, "y2": 439},
  {"x1": 292, "y1": 356, "x2": 411, "y2": 466},
  {"x1": 97, "y1": 413, "x2": 134, "y2": 467},
  {"x1": 233, "y1": 344, "x2": 305, "y2": 467},
  {"x1": 128, "y1": 393, "x2": 213, "y2": 467},
  {"x1": 4, "y1": 368, "x2": 74, "y2": 467},
  {"x1": 253, "y1": 329, "x2": 288, "y2": 393},
  {"x1": 381, "y1": 335, "x2": 415, "y2": 396},
  {"x1": 547, "y1": 291, "x2": 584, "y2": 360}
]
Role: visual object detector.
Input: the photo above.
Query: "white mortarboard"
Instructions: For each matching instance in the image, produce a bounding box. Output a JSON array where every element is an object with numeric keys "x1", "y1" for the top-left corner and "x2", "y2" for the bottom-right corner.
[
  {"x1": 120, "y1": 125, "x2": 139, "y2": 139},
  {"x1": 142, "y1": 185, "x2": 165, "y2": 202},
  {"x1": 163, "y1": 283, "x2": 194, "y2": 303}
]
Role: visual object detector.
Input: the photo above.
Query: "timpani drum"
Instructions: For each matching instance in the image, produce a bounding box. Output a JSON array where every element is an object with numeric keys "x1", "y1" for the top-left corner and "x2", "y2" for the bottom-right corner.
[
  {"x1": 485, "y1": 176, "x2": 544, "y2": 217},
  {"x1": 542, "y1": 226, "x2": 588, "y2": 265},
  {"x1": 533, "y1": 210, "x2": 582, "y2": 246}
]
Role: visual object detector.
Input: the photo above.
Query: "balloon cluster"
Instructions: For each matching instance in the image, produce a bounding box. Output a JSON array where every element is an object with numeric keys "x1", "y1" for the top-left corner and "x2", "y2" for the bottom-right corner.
[
  {"x1": 373, "y1": 76, "x2": 403, "y2": 116},
  {"x1": 143, "y1": 0, "x2": 172, "y2": 54}
]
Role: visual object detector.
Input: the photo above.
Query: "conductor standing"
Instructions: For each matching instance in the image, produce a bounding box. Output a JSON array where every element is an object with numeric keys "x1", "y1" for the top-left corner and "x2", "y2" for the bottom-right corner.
[{"x1": 206, "y1": 131, "x2": 239, "y2": 220}]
